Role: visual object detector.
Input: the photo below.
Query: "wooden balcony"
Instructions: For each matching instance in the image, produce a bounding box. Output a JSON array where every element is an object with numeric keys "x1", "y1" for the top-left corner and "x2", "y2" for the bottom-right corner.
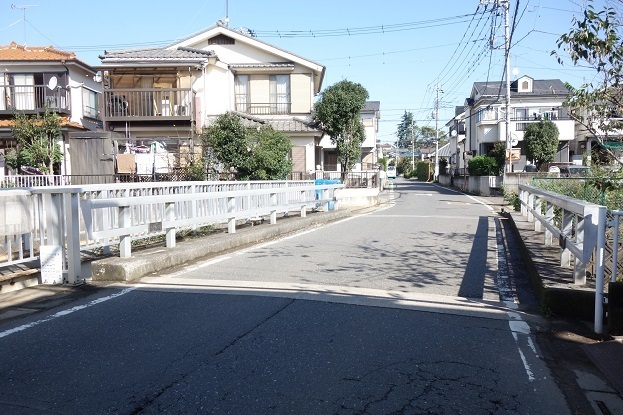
[
  {"x1": 0, "y1": 84, "x2": 71, "y2": 114},
  {"x1": 103, "y1": 88, "x2": 195, "y2": 121}
]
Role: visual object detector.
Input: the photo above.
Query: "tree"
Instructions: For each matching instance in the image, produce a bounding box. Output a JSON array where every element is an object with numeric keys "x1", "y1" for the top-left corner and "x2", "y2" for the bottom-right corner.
[
  {"x1": 553, "y1": 0, "x2": 623, "y2": 165},
  {"x1": 488, "y1": 142, "x2": 507, "y2": 175},
  {"x1": 523, "y1": 120, "x2": 560, "y2": 171},
  {"x1": 395, "y1": 111, "x2": 415, "y2": 149},
  {"x1": 201, "y1": 112, "x2": 252, "y2": 177},
  {"x1": 200, "y1": 113, "x2": 293, "y2": 180},
  {"x1": 5, "y1": 108, "x2": 62, "y2": 174},
  {"x1": 247, "y1": 126, "x2": 293, "y2": 180},
  {"x1": 313, "y1": 80, "x2": 369, "y2": 179}
]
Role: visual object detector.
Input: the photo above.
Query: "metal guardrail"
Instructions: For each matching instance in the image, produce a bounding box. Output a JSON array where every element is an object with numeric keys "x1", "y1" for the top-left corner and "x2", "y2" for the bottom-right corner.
[
  {"x1": 0, "y1": 181, "x2": 343, "y2": 285},
  {"x1": 519, "y1": 184, "x2": 608, "y2": 333}
]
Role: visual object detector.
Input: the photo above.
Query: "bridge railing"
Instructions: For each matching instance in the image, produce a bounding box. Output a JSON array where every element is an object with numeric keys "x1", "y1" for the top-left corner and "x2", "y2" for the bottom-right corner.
[
  {"x1": 518, "y1": 184, "x2": 608, "y2": 333},
  {"x1": 0, "y1": 181, "x2": 343, "y2": 285}
]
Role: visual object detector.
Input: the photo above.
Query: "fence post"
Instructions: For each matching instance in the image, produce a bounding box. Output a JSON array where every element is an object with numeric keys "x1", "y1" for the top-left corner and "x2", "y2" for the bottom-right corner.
[
  {"x1": 594, "y1": 206, "x2": 607, "y2": 334},
  {"x1": 270, "y1": 191, "x2": 277, "y2": 224},
  {"x1": 227, "y1": 196, "x2": 236, "y2": 234},
  {"x1": 544, "y1": 201, "x2": 554, "y2": 245},
  {"x1": 64, "y1": 191, "x2": 82, "y2": 284},
  {"x1": 527, "y1": 193, "x2": 534, "y2": 222},
  {"x1": 119, "y1": 205, "x2": 132, "y2": 258},
  {"x1": 534, "y1": 197, "x2": 542, "y2": 232},
  {"x1": 165, "y1": 201, "x2": 176, "y2": 248},
  {"x1": 561, "y1": 210, "x2": 573, "y2": 266},
  {"x1": 300, "y1": 189, "x2": 307, "y2": 217},
  {"x1": 574, "y1": 216, "x2": 587, "y2": 285}
]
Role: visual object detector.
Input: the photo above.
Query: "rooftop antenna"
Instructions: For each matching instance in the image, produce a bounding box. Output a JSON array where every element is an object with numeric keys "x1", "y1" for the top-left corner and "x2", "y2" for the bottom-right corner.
[{"x1": 11, "y1": 4, "x2": 38, "y2": 46}]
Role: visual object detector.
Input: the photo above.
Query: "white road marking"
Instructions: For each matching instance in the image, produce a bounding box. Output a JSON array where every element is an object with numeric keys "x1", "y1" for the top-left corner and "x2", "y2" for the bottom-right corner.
[{"x1": 0, "y1": 286, "x2": 138, "y2": 339}]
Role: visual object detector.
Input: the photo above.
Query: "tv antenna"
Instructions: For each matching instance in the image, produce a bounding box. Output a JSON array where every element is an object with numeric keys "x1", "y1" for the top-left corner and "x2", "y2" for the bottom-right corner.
[{"x1": 11, "y1": 4, "x2": 39, "y2": 46}]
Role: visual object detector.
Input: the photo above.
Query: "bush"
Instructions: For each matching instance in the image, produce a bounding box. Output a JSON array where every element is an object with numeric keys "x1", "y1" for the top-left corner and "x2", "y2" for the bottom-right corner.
[{"x1": 468, "y1": 156, "x2": 499, "y2": 176}]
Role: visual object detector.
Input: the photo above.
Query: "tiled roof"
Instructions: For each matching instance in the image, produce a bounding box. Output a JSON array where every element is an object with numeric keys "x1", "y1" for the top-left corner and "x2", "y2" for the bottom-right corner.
[
  {"x1": 229, "y1": 63, "x2": 294, "y2": 69},
  {"x1": 473, "y1": 79, "x2": 569, "y2": 97},
  {"x1": 100, "y1": 46, "x2": 214, "y2": 62},
  {"x1": 232, "y1": 112, "x2": 320, "y2": 133},
  {"x1": 0, "y1": 42, "x2": 93, "y2": 70},
  {"x1": 0, "y1": 117, "x2": 87, "y2": 130}
]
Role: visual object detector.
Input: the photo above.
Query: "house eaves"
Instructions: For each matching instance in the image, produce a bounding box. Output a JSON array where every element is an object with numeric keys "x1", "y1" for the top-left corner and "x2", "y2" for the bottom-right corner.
[{"x1": 168, "y1": 22, "x2": 326, "y2": 93}]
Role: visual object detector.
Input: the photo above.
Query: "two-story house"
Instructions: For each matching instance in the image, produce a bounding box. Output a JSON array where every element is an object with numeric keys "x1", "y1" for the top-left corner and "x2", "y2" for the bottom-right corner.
[
  {"x1": 0, "y1": 42, "x2": 103, "y2": 179},
  {"x1": 463, "y1": 75, "x2": 576, "y2": 170},
  {"x1": 98, "y1": 22, "x2": 326, "y2": 177}
]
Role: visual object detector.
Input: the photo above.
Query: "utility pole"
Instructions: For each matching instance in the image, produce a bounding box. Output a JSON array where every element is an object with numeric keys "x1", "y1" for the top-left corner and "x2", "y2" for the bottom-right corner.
[
  {"x1": 481, "y1": 0, "x2": 512, "y2": 173},
  {"x1": 411, "y1": 120, "x2": 415, "y2": 170},
  {"x1": 434, "y1": 83, "x2": 440, "y2": 181},
  {"x1": 503, "y1": 0, "x2": 511, "y2": 173}
]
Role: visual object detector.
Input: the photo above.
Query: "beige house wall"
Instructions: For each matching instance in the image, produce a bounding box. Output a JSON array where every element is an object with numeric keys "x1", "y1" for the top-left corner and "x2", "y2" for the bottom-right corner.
[{"x1": 290, "y1": 73, "x2": 312, "y2": 113}]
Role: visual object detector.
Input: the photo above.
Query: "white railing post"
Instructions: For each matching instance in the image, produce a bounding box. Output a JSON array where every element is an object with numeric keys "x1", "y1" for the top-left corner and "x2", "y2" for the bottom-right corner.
[
  {"x1": 227, "y1": 196, "x2": 236, "y2": 234},
  {"x1": 165, "y1": 201, "x2": 176, "y2": 248},
  {"x1": 64, "y1": 191, "x2": 82, "y2": 284},
  {"x1": 534, "y1": 197, "x2": 542, "y2": 232},
  {"x1": 574, "y1": 216, "x2": 587, "y2": 285},
  {"x1": 527, "y1": 193, "x2": 534, "y2": 222},
  {"x1": 119, "y1": 205, "x2": 132, "y2": 258},
  {"x1": 561, "y1": 210, "x2": 573, "y2": 266},
  {"x1": 270, "y1": 191, "x2": 277, "y2": 224},
  {"x1": 594, "y1": 206, "x2": 607, "y2": 334},
  {"x1": 544, "y1": 201, "x2": 554, "y2": 245},
  {"x1": 300, "y1": 190, "x2": 307, "y2": 217}
]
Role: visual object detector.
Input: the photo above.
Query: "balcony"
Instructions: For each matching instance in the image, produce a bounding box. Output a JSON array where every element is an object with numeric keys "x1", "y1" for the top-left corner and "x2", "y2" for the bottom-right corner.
[
  {"x1": 103, "y1": 88, "x2": 195, "y2": 121},
  {"x1": 235, "y1": 102, "x2": 291, "y2": 115},
  {"x1": 0, "y1": 85, "x2": 71, "y2": 114}
]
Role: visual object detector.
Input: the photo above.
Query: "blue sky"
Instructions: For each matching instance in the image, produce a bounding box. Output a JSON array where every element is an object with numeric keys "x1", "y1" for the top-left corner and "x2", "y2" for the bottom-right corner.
[{"x1": 0, "y1": 0, "x2": 609, "y2": 144}]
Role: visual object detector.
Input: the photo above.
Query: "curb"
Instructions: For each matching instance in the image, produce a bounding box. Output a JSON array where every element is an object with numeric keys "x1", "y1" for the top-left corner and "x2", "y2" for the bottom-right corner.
[{"x1": 91, "y1": 209, "x2": 352, "y2": 282}]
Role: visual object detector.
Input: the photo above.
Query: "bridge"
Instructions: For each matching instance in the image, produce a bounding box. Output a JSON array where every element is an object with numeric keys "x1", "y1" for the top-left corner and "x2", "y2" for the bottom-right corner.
[{"x1": 0, "y1": 178, "x2": 622, "y2": 414}]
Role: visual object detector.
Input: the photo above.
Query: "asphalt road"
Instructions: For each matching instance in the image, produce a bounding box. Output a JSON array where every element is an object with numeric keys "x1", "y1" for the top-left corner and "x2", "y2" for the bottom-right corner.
[{"x1": 0, "y1": 179, "x2": 574, "y2": 414}]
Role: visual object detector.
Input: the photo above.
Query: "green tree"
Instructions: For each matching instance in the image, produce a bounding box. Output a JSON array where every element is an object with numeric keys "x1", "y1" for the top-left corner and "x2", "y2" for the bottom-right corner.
[
  {"x1": 487, "y1": 142, "x2": 507, "y2": 175},
  {"x1": 5, "y1": 108, "x2": 62, "y2": 174},
  {"x1": 313, "y1": 80, "x2": 369, "y2": 180},
  {"x1": 200, "y1": 113, "x2": 293, "y2": 180},
  {"x1": 523, "y1": 120, "x2": 560, "y2": 171},
  {"x1": 553, "y1": 0, "x2": 623, "y2": 165},
  {"x1": 247, "y1": 126, "x2": 293, "y2": 180},
  {"x1": 395, "y1": 111, "x2": 415, "y2": 149},
  {"x1": 201, "y1": 113, "x2": 252, "y2": 176}
]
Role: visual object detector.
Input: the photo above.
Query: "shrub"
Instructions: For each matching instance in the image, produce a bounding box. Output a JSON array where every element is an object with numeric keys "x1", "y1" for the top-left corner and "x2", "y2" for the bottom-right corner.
[{"x1": 468, "y1": 156, "x2": 499, "y2": 176}]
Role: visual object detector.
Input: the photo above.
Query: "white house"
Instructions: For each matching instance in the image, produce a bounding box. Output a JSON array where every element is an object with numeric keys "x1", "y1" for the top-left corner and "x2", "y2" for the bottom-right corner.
[
  {"x1": 463, "y1": 76, "x2": 576, "y2": 171},
  {"x1": 97, "y1": 22, "x2": 326, "y2": 177}
]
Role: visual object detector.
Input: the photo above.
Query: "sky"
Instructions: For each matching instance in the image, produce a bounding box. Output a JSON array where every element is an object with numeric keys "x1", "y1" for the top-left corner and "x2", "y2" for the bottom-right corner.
[{"x1": 0, "y1": 0, "x2": 616, "y2": 145}]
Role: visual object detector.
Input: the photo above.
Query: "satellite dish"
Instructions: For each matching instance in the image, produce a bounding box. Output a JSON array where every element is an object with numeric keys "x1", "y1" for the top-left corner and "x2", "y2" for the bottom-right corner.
[
  {"x1": 94, "y1": 71, "x2": 103, "y2": 83},
  {"x1": 47, "y1": 76, "x2": 58, "y2": 90},
  {"x1": 512, "y1": 68, "x2": 520, "y2": 77}
]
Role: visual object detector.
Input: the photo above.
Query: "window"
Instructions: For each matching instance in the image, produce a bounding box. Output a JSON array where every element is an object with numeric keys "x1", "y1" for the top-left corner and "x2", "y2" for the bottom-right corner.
[
  {"x1": 234, "y1": 75, "x2": 249, "y2": 112},
  {"x1": 515, "y1": 108, "x2": 529, "y2": 121},
  {"x1": 82, "y1": 87, "x2": 99, "y2": 119},
  {"x1": 522, "y1": 81, "x2": 529, "y2": 90},
  {"x1": 269, "y1": 75, "x2": 290, "y2": 114}
]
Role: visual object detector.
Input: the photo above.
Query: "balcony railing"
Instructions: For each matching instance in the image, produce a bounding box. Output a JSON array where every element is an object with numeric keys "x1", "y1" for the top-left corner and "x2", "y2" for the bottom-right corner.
[
  {"x1": 235, "y1": 102, "x2": 291, "y2": 115},
  {"x1": 103, "y1": 88, "x2": 194, "y2": 120},
  {"x1": 0, "y1": 84, "x2": 71, "y2": 113}
]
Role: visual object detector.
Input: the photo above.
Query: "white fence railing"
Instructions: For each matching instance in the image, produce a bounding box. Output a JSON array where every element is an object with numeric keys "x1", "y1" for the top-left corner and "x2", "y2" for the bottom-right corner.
[
  {"x1": 0, "y1": 180, "x2": 343, "y2": 285},
  {"x1": 519, "y1": 184, "x2": 608, "y2": 333}
]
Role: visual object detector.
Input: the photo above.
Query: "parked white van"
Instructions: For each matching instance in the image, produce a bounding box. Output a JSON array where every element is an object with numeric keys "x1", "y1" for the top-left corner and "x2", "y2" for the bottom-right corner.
[{"x1": 387, "y1": 166, "x2": 397, "y2": 179}]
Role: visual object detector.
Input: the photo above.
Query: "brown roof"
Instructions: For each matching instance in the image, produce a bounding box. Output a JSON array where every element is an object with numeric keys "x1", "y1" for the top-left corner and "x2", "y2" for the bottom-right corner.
[
  {"x1": 0, "y1": 117, "x2": 87, "y2": 130},
  {"x1": 0, "y1": 42, "x2": 89, "y2": 67}
]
